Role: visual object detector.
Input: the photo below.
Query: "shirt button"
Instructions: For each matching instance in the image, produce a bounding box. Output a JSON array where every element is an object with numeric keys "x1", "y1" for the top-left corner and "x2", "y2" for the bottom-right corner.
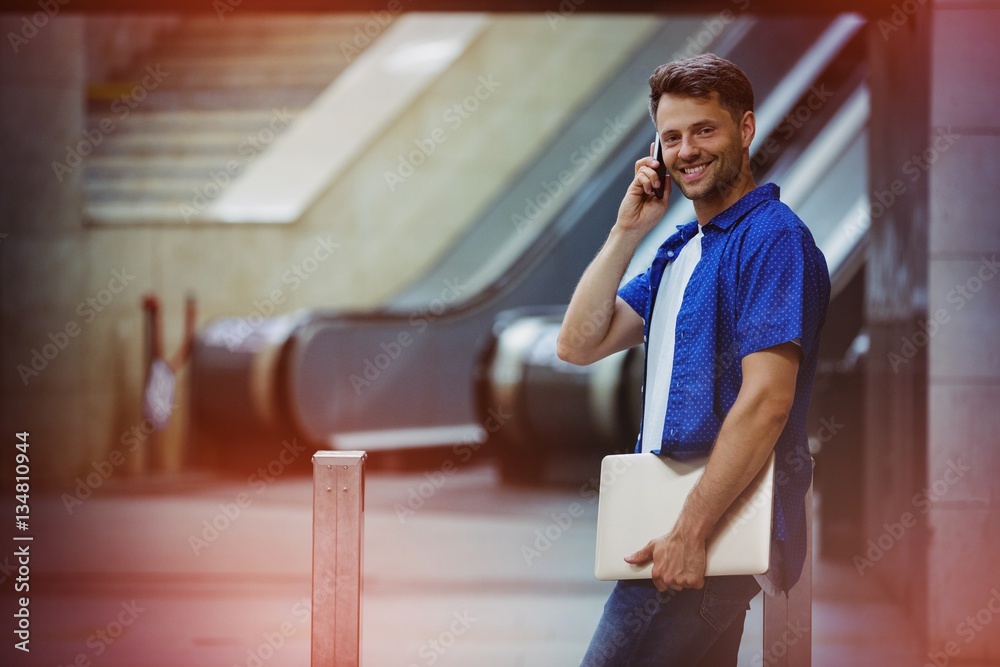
[{"x1": 667, "y1": 251, "x2": 675, "y2": 258}]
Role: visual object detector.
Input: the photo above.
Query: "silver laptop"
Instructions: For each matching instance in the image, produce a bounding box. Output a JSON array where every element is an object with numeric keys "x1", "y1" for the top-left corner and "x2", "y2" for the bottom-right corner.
[{"x1": 594, "y1": 451, "x2": 775, "y2": 580}]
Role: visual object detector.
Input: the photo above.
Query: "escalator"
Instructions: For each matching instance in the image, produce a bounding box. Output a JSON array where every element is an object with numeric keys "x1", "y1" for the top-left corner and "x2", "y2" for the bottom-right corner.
[{"x1": 191, "y1": 14, "x2": 871, "y2": 476}]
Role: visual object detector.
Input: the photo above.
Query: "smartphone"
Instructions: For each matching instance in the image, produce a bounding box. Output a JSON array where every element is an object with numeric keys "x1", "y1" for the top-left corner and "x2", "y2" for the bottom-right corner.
[{"x1": 653, "y1": 133, "x2": 667, "y2": 199}]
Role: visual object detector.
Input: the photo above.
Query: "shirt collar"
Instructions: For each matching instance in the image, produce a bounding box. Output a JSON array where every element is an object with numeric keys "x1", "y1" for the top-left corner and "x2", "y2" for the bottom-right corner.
[
  {"x1": 704, "y1": 182, "x2": 780, "y2": 231},
  {"x1": 658, "y1": 183, "x2": 778, "y2": 261}
]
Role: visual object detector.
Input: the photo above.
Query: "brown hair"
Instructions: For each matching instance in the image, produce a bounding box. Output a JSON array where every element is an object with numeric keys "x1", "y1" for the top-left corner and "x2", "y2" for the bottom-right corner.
[{"x1": 648, "y1": 53, "x2": 754, "y2": 125}]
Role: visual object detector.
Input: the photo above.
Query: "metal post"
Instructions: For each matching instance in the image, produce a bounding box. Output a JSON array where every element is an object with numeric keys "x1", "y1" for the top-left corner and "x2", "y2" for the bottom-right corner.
[
  {"x1": 763, "y1": 477, "x2": 813, "y2": 666},
  {"x1": 312, "y1": 450, "x2": 367, "y2": 667}
]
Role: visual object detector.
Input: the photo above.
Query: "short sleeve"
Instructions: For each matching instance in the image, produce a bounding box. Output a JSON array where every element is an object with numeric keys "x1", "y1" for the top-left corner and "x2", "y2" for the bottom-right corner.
[
  {"x1": 737, "y1": 230, "x2": 807, "y2": 359},
  {"x1": 617, "y1": 269, "x2": 651, "y2": 321}
]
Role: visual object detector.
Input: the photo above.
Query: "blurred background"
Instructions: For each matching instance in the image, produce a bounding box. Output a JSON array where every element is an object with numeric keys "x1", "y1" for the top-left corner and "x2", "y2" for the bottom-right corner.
[{"x1": 1, "y1": 1, "x2": 998, "y2": 665}]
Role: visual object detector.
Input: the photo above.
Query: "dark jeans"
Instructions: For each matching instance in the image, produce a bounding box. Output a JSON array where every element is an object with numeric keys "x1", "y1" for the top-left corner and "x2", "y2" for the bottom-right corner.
[{"x1": 581, "y1": 575, "x2": 761, "y2": 666}]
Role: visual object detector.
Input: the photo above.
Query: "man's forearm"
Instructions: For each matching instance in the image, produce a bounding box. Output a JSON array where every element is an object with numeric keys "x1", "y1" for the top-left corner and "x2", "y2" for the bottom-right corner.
[
  {"x1": 674, "y1": 348, "x2": 799, "y2": 543},
  {"x1": 557, "y1": 226, "x2": 644, "y2": 364}
]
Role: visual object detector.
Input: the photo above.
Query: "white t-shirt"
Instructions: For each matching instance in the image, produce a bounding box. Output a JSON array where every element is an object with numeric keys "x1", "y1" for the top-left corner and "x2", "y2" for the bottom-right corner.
[
  {"x1": 641, "y1": 225, "x2": 704, "y2": 454},
  {"x1": 638, "y1": 223, "x2": 790, "y2": 594}
]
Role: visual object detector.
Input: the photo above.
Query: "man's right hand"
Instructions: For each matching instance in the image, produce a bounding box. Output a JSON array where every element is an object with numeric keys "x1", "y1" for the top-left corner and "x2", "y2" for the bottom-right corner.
[
  {"x1": 616, "y1": 146, "x2": 671, "y2": 237},
  {"x1": 557, "y1": 145, "x2": 664, "y2": 366}
]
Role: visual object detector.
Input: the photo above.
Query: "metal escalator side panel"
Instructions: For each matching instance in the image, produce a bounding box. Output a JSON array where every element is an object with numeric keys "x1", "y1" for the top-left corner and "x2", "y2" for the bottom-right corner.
[{"x1": 286, "y1": 313, "x2": 485, "y2": 449}]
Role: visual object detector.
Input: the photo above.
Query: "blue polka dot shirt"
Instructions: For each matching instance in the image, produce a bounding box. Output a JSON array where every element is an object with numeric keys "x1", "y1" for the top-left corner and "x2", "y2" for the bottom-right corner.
[{"x1": 617, "y1": 183, "x2": 831, "y2": 589}]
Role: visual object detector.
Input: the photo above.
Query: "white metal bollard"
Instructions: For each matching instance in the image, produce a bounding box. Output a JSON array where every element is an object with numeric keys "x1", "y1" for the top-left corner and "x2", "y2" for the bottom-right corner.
[
  {"x1": 312, "y1": 450, "x2": 367, "y2": 667},
  {"x1": 762, "y1": 479, "x2": 813, "y2": 666}
]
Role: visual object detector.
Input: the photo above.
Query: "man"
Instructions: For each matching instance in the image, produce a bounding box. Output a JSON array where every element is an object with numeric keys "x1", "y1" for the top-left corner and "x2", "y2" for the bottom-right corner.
[{"x1": 557, "y1": 54, "x2": 830, "y2": 665}]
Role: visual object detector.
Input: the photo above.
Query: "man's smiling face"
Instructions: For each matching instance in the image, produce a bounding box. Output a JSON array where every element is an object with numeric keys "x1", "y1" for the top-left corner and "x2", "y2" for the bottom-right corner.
[{"x1": 655, "y1": 92, "x2": 751, "y2": 205}]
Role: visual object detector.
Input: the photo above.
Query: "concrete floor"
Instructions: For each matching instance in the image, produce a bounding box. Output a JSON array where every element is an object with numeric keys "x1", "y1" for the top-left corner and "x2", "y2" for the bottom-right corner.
[{"x1": 9, "y1": 458, "x2": 944, "y2": 666}]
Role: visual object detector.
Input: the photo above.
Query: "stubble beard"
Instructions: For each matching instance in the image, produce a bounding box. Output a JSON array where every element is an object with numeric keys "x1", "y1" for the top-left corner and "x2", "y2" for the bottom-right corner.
[{"x1": 672, "y1": 139, "x2": 745, "y2": 204}]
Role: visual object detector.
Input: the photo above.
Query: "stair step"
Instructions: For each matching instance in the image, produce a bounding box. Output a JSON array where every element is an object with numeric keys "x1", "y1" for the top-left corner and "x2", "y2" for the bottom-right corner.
[
  {"x1": 87, "y1": 88, "x2": 320, "y2": 111},
  {"x1": 90, "y1": 130, "x2": 263, "y2": 157},
  {"x1": 86, "y1": 155, "x2": 230, "y2": 179},
  {"x1": 143, "y1": 69, "x2": 347, "y2": 90},
  {"x1": 85, "y1": 201, "x2": 194, "y2": 225},
  {"x1": 108, "y1": 55, "x2": 352, "y2": 86},
  {"x1": 84, "y1": 176, "x2": 213, "y2": 203},
  {"x1": 130, "y1": 53, "x2": 351, "y2": 72},
  {"x1": 145, "y1": 36, "x2": 365, "y2": 58},
  {"x1": 85, "y1": 110, "x2": 291, "y2": 135}
]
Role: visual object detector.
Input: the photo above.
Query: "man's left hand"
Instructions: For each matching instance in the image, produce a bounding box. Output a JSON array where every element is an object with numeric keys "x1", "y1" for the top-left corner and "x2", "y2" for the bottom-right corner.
[{"x1": 625, "y1": 531, "x2": 708, "y2": 592}]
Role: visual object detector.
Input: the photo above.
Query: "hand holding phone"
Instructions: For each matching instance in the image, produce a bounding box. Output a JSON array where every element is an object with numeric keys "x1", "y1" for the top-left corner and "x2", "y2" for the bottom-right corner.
[
  {"x1": 653, "y1": 134, "x2": 668, "y2": 200},
  {"x1": 617, "y1": 133, "x2": 670, "y2": 233}
]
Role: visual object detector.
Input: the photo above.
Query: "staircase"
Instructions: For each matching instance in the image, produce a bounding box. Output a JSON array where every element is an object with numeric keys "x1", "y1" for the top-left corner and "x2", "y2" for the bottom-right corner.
[{"x1": 83, "y1": 14, "x2": 389, "y2": 225}]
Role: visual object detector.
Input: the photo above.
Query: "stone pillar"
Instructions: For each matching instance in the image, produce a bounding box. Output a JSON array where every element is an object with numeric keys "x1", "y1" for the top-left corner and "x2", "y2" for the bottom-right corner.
[
  {"x1": 863, "y1": 0, "x2": 932, "y2": 636},
  {"x1": 866, "y1": 0, "x2": 1000, "y2": 660},
  {"x1": 925, "y1": 1, "x2": 1000, "y2": 662}
]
